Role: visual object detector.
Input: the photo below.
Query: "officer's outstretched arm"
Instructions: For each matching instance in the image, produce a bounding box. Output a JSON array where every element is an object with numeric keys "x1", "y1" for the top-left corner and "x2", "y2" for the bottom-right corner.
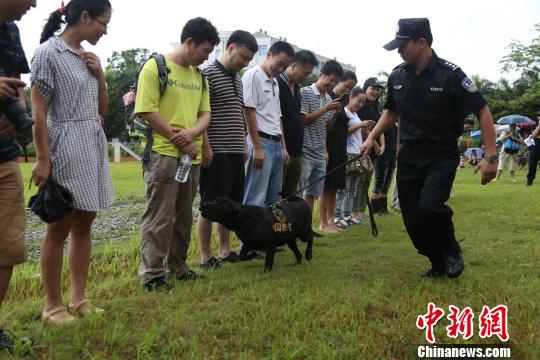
[
  {"x1": 369, "y1": 109, "x2": 398, "y2": 141},
  {"x1": 362, "y1": 109, "x2": 398, "y2": 155}
]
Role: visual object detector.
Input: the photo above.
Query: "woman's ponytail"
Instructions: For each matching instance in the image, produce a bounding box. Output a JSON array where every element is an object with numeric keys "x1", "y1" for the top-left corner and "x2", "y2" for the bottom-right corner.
[
  {"x1": 40, "y1": 9, "x2": 65, "y2": 44},
  {"x1": 39, "y1": 0, "x2": 111, "y2": 44}
]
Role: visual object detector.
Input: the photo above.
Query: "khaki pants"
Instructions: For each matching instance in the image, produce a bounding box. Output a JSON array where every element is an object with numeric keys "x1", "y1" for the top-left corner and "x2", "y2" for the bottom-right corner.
[
  {"x1": 498, "y1": 152, "x2": 518, "y2": 172},
  {"x1": 138, "y1": 152, "x2": 200, "y2": 283},
  {"x1": 0, "y1": 160, "x2": 27, "y2": 266}
]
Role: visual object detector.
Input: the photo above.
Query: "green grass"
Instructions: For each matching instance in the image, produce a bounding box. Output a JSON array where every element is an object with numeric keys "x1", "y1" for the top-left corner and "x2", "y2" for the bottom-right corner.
[{"x1": 2, "y1": 162, "x2": 539, "y2": 359}]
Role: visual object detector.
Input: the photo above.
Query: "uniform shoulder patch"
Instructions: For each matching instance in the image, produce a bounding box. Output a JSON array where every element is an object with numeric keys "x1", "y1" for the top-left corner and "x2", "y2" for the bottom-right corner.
[
  {"x1": 439, "y1": 58, "x2": 460, "y2": 71},
  {"x1": 461, "y1": 77, "x2": 479, "y2": 93}
]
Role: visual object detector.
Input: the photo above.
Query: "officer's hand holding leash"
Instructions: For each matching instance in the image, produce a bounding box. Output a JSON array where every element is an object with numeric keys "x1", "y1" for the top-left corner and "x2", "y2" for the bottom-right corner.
[{"x1": 360, "y1": 135, "x2": 378, "y2": 157}]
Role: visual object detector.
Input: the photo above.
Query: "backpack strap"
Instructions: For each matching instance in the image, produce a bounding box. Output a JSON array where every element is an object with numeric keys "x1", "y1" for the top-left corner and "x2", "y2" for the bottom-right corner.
[
  {"x1": 195, "y1": 66, "x2": 207, "y2": 92},
  {"x1": 141, "y1": 53, "x2": 169, "y2": 170},
  {"x1": 151, "y1": 53, "x2": 169, "y2": 95}
]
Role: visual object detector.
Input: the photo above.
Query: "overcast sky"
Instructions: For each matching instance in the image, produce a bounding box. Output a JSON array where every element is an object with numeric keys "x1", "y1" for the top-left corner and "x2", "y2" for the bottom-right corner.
[{"x1": 16, "y1": 0, "x2": 540, "y2": 84}]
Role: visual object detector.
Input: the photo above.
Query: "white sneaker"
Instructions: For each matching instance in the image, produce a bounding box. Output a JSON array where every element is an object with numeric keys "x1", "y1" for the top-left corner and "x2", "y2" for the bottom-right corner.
[{"x1": 334, "y1": 218, "x2": 349, "y2": 229}]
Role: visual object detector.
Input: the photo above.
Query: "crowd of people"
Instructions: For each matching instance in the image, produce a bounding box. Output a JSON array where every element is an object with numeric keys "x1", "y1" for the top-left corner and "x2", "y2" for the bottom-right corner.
[
  {"x1": 460, "y1": 113, "x2": 540, "y2": 185},
  {"x1": 0, "y1": 0, "x2": 532, "y2": 353}
]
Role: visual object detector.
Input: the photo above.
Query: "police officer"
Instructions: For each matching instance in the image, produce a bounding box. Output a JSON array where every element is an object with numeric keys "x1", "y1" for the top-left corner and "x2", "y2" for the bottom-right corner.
[{"x1": 362, "y1": 18, "x2": 498, "y2": 278}]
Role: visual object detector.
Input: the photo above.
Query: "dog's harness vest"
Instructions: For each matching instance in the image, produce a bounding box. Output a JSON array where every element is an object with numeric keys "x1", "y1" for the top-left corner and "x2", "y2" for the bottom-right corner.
[{"x1": 269, "y1": 203, "x2": 294, "y2": 234}]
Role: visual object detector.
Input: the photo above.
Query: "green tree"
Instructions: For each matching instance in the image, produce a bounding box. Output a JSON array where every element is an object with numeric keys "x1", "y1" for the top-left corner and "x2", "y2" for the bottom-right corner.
[
  {"x1": 468, "y1": 23, "x2": 540, "y2": 122},
  {"x1": 103, "y1": 48, "x2": 151, "y2": 139},
  {"x1": 501, "y1": 23, "x2": 540, "y2": 85},
  {"x1": 497, "y1": 23, "x2": 540, "y2": 120}
]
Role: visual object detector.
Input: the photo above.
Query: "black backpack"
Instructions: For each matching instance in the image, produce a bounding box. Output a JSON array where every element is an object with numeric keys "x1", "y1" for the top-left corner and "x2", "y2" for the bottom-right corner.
[{"x1": 123, "y1": 53, "x2": 168, "y2": 142}]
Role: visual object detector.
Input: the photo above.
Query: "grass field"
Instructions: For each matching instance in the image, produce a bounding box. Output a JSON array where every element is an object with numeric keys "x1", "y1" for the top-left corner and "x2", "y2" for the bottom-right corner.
[{"x1": 1, "y1": 162, "x2": 539, "y2": 359}]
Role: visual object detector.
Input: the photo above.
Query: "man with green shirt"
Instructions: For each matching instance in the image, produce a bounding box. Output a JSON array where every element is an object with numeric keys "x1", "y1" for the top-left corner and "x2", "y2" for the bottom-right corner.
[{"x1": 135, "y1": 17, "x2": 220, "y2": 291}]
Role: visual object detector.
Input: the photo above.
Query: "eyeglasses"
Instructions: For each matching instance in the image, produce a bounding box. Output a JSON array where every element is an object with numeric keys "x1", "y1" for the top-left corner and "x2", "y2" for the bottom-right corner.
[{"x1": 95, "y1": 18, "x2": 108, "y2": 31}]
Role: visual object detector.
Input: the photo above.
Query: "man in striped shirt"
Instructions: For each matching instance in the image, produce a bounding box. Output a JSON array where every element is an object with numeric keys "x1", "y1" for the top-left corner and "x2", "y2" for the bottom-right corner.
[
  {"x1": 197, "y1": 31, "x2": 258, "y2": 269},
  {"x1": 299, "y1": 60, "x2": 343, "y2": 232}
]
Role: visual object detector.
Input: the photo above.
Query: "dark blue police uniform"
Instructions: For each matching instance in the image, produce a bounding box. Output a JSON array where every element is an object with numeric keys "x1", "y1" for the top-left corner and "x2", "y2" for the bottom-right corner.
[{"x1": 384, "y1": 18, "x2": 487, "y2": 277}]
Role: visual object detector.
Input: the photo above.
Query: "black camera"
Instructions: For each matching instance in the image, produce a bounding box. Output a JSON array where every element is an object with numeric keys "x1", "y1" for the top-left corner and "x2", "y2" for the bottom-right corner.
[{"x1": 0, "y1": 92, "x2": 33, "y2": 132}]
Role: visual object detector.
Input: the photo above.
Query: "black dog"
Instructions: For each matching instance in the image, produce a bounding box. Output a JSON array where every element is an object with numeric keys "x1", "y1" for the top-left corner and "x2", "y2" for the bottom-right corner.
[{"x1": 200, "y1": 195, "x2": 313, "y2": 271}]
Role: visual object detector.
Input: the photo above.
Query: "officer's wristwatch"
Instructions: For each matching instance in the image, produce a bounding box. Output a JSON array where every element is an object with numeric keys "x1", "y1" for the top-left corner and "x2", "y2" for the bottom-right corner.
[{"x1": 484, "y1": 154, "x2": 498, "y2": 164}]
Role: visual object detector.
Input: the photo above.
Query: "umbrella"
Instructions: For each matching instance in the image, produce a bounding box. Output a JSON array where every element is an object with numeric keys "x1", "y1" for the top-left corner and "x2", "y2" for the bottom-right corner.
[
  {"x1": 470, "y1": 130, "x2": 482, "y2": 138},
  {"x1": 497, "y1": 115, "x2": 535, "y2": 126},
  {"x1": 28, "y1": 180, "x2": 73, "y2": 223},
  {"x1": 464, "y1": 147, "x2": 483, "y2": 158},
  {"x1": 497, "y1": 124, "x2": 521, "y2": 133}
]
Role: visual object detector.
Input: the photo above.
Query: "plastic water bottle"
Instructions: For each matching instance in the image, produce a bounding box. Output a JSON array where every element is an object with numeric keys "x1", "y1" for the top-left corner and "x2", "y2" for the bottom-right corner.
[{"x1": 175, "y1": 154, "x2": 192, "y2": 183}]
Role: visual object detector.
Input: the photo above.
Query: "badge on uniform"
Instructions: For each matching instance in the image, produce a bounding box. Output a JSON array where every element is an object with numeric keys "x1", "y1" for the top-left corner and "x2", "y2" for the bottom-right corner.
[{"x1": 461, "y1": 77, "x2": 478, "y2": 93}]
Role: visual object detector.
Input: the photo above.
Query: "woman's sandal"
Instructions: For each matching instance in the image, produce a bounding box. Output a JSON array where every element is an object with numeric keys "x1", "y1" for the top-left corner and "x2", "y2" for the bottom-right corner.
[
  {"x1": 319, "y1": 227, "x2": 338, "y2": 234},
  {"x1": 41, "y1": 306, "x2": 76, "y2": 325},
  {"x1": 68, "y1": 299, "x2": 104, "y2": 317}
]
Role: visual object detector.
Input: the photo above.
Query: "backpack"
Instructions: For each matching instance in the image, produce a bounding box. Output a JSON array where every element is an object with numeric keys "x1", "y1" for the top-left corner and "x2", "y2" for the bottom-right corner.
[
  {"x1": 503, "y1": 132, "x2": 521, "y2": 153},
  {"x1": 123, "y1": 53, "x2": 168, "y2": 141},
  {"x1": 122, "y1": 53, "x2": 207, "y2": 168}
]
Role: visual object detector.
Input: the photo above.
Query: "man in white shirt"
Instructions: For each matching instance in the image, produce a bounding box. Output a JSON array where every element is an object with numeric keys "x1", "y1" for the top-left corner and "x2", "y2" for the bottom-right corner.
[{"x1": 242, "y1": 41, "x2": 295, "y2": 206}]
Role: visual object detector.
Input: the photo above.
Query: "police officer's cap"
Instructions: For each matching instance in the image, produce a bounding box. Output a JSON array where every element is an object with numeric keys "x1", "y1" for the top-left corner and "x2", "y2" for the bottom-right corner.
[
  {"x1": 383, "y1": 18, "x2": 432, "y2": 51},
  {"x1": 363, "y1": 77, "x2": 384, "y2": 91}
]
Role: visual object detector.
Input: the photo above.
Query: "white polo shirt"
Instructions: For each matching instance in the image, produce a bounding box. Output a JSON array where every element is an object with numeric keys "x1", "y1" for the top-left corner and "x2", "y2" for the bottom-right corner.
[{"x1": 242, "y1": 65, "x2": 282, "y2": 136}]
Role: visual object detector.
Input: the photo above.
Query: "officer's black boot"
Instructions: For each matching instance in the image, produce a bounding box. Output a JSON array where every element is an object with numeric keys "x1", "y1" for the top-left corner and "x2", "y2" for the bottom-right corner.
[
  {"x1": 444, "y1": 241, "x2": 464, "y2": 278},
  {"x1": 422, "y1": 253, "x2": 445, "y2": 278}
]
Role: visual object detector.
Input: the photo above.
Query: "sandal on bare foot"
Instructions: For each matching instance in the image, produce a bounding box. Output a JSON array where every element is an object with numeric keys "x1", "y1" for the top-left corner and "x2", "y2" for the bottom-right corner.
[
  {"x1": 41, "y1": 306, "x2": 76, "y2": 325},
  {"x1": 68, "y1": 299, "x2": 104, "y2": 317},
  {"x1": 319, "y1": 227, "x2": 337, "y2": 234}
]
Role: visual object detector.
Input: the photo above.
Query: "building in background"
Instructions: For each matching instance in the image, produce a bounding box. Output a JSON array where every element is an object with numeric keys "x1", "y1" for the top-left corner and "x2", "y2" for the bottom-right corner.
[{"x1": 173, "y1": 29, "x2": 355, "y2": 75}]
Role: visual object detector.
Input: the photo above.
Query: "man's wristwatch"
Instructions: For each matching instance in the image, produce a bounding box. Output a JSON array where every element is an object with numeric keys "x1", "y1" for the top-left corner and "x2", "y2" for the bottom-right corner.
[{"x1": 484, "y1": 154, "x2": 498, "y2": 164}]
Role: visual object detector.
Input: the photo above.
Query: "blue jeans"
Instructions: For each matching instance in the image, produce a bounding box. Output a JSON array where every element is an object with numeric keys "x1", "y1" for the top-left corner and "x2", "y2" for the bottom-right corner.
[
  {"x1": 243, "y1": 137, "x2": 283, "y2": 206},
  {"x1": 299, "y1": 153, "x2": 326, "y2": 197},
  {"x1": 335, "y1": 172, "x2": 361, "y2": 217}
]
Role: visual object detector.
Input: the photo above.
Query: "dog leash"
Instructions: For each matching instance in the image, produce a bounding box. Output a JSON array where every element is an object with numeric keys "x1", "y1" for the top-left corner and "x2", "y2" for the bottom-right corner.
[{"x1": 273, "y1": 152, "x2": 379, "y2": 237}]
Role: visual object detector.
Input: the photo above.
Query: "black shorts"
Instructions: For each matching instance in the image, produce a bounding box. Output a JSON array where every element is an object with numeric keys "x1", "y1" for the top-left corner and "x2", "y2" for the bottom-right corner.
[{"x1": 200, "y1": 153, "x2": 245, "y2": 203}]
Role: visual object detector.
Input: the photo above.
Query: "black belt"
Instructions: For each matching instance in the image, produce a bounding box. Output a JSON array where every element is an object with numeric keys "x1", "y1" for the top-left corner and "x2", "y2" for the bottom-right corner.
[{"x1": 258, "y1": 131, "x2": 281, "y2": 142}]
